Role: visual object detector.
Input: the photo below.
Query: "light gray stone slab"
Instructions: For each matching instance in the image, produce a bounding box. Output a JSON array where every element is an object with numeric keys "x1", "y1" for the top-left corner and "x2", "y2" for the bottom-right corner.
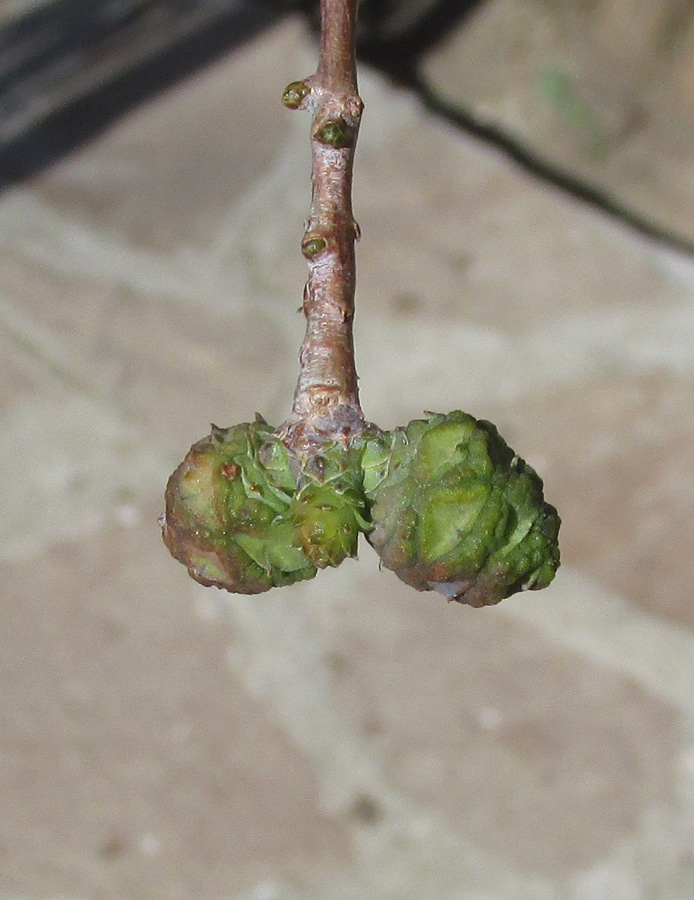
[
  {"x1": 2, "y1": 16, "x2": 694, "y2": 900},
  {"x1": 421, "y1": 0, "x2": 694, "y2": 244}
]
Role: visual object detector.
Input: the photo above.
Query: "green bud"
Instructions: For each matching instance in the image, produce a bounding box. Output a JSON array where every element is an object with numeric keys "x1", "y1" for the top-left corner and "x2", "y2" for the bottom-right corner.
[
  {"x1": 359, "y1": 412, "x2": 560, "y2": 607},
  {"x1": 162, "y1": 419, "x2": 370, "y2": 594},
  {"x1": 291, "y1": 443, "x2": 370, "y2": 568},
  {"x1": 282, "y1": 79, "x2": 310, "y2": 109},
  {"x1": 315, "y1": 119, "x2": 354, "y2": 148},
  {"x1": 301, "y1": 235, "x2": 328, "y2": 259}
]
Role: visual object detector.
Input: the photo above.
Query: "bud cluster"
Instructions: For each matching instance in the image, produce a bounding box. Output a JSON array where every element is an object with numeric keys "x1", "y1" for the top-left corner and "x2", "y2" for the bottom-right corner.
[
  {"x1": 162, "y1": 8, "x2": 561, "y2": 608},
  {"x1": 162, "y1": 411, "x2": 560, "y2": 605}
]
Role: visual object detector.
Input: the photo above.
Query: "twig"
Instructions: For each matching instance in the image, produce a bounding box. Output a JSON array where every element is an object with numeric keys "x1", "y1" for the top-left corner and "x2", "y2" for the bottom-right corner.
[
  {"x1": 161, "y1": 0, "x2": 562, "y2": 602},
  {"x1": 278, "y1": 0, "x2": 365, "y2": 457}
]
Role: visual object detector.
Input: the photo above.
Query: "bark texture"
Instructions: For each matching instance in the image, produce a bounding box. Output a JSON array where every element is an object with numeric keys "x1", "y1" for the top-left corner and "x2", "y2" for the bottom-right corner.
[{"x1": 279, "y1": 0, "x2": 366, "y2": 457}]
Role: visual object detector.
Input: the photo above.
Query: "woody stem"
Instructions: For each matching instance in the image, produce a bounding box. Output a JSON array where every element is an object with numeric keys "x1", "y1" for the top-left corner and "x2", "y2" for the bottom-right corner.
[{"x1": 279, "y1": 0, "x2": 364, "y2": 455}]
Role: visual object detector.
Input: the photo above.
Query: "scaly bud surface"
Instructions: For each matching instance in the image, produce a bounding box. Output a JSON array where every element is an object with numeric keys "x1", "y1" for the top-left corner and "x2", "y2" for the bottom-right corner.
[
  {"x1": 162, "y1": 418, "x2": 369, "y2": 594},
  {"x1": 360, "y1": 411, "x2": 561, "y2": 607}
]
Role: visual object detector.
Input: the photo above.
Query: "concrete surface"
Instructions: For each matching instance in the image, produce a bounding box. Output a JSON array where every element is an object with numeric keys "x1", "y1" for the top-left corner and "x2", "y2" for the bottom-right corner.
[
  {"x1": 422, "y1": 0, "x2": 694, "y2": 244},
  {"x1": 2, "y1": 14, "x2": 694, "y2": 900}
]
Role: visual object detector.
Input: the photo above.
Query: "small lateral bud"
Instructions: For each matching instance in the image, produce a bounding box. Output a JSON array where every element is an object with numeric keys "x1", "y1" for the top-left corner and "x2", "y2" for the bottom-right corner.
[
  {"x1": 315, "y1": 119, "x2": 353, "y2": 148},
  {"x1": 301, "y1": 235, "x2": 328, "y2": 259},
  {"x1": 282, "y1": 80, "x2": 310, "y2": 109}
]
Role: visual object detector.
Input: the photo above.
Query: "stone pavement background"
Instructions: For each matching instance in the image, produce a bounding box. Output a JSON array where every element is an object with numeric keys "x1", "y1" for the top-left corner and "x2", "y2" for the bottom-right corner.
[
  {"x1": 422, "y1": 0, "x2": 694, "y2": 245},
  {"x1": 2, "y1": 11, "x2": 694, "y2": 900}
]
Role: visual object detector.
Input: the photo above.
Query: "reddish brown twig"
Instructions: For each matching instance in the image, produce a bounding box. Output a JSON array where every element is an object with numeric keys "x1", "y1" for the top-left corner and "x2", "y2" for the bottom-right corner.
[{"x1": 278, "y1": 0, "x2": 365, "y2": 457}]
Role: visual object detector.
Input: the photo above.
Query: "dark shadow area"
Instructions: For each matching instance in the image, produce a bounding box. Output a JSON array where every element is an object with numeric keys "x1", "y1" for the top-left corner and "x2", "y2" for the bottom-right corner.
[
  {"x1": 0, "y1": 0, "x2": 486, "y2": 191},
  {"x1": 307, "y1": 0, "x2": 486, "y2": 76},
  {"x1": 1, "y1": 0, "x2": 694, "y2": 258},
  {"x1": 348, "y1": 0, "x2": 694, "y2": 258},
  {"x1": 0, "y1": 0, "x2": 286, "y2": 188},
  {"x1": 397, "y1": 72, "x2": 694, "y2": 260}
]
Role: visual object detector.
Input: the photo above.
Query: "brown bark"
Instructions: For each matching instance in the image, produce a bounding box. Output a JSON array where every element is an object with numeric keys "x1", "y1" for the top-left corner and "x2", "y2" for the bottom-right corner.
[{"x1": 279, "y1": 0, "x2": 365, "y2": 457}]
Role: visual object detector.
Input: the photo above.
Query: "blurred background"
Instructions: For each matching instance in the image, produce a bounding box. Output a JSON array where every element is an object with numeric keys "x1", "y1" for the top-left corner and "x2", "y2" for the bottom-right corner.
[{"x1": 2, "y1": 1, "x2": 694, "y2": 897}]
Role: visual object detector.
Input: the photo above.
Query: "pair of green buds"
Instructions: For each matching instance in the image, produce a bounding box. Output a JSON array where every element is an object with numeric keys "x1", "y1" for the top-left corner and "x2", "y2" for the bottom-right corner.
[{"x1": 162, "y1": 411, "x2": 560, "y2": 606}]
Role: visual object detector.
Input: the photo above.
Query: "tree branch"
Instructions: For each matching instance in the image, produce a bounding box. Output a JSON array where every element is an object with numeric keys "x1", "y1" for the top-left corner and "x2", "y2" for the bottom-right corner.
[{"x1": 279, "y1": 0, "x2": 364, "y2": 457}]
